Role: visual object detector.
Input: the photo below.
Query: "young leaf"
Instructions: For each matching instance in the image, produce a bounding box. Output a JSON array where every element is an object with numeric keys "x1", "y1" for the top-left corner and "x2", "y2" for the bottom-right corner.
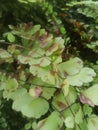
[{"x1": 7, "y1": 33, "x2": 15, "y2": 42}]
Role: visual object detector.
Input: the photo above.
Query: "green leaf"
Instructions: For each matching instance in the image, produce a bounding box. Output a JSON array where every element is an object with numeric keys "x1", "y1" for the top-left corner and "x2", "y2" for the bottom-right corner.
[
  {"x1": 61, "y1": 80, "x2": 69, "y2": 97},
  {"x1": 28, "y1": 0, "x2": 36, "y2": 2},
  {"x1": 81, "y1": 84, "x2": 98, "y2": 106},
  {"x1": 63, "y1": 103, "x2": 81, "y2": 124},
  {"x1": 3, "y1": 88, "x2": 27, "y2": 100},
  {"x1": 0, "y1": 48, "x2": 13, "y2": 63},
  {"x1": 31, "y1": 77, "x2": 55, "y2": 87},
  {"x1": 25, "y1": 122, "x2": 32, "y2": 130},
  {"x1": 67, "y1": 67, "x2": 96, "y2": 86},
  {"x1": 32, "y1": 121, "x2": 37, "y2": 130},
  {"x1": 83, "y1": 104, "x2": 92, "y2": 117},
  {"x1": 64, "y1": 116, "x2": 74, "y2": 128},
  {"x1": 87, "y1": 114, "x2": 98, "y2": 130},
  {"x1": 37, "y1": 111, "x2": 63, "y2": 130},
  {"x1": 13, "y1": 92, "x2": 49, "y2": 118},
  {"x1": 10, "y1": 88, "x2": 27, "y2": 100},
  {"x1": 12, "y1": 93, "x2": 33, "y2": 112},
  {"x1": 75, "y1": 107, "x2": 83, "y2": 124},
  {"x1": 42, "y1": 87, "x2": 56, "y2": 100},
  {"x1": 65, "y1": 86, "x2": 77, "y2": 105},
  {"x1": 5, "y1": 78, "x2": 18, "y2": 91},
  {"x1": 58, "y1": 58, "x2": 96, "y2": 86},
  {"x1": 29, "y1": 25, "x2": 41, "y2": 35},
  {"x1": 79, "y1": 121, "x2": 89, "y2": 130},
  {"x1": 21, "y1": 97, "x2": 49, "y2": 118},
  {"x1": 7, "y1": 33, "x2": 15, "y2": 42},
  {"x1": 0, "y1": 48, "x2": 12, "y2": 59}
]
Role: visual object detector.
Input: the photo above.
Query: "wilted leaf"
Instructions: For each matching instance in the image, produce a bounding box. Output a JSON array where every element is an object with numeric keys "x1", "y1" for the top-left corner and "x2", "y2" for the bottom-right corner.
[
  {"x1": 18, "y1": 55, "x2": 32, "y2": 64},
  {"x1": 29, "y1": 86, "x2": 43, "y2": 98},
  {"x1": 79, "y1": 94, "x2": 94, "y2": 107},
  {"x1": 52, "y1": 92, "x2": 68, "y2": 111},
  {"x1": 80, "y1": 84, "x2": 98, "y2": 106},
  {"x1": 18, "y1": 54, "x2": 51, "y2": 67},
  {"x1": 30, "y1": 66, "x2": 56, "y2": 85},
  {"x1": 58, "y1": 57, "x2": 83, "y2": 78},
  {"x1": 39, "y1": 34, "x2": 53, "y2": 48},
  {"x1": 29, "y1": 57, "x2": 51, "y2": 67},
  {"x1": 28, "y1": 48, "x2": 45, "y2": 58},
  {"x1": 46, "y1": 44, "x2": 58, "y2": 56}
]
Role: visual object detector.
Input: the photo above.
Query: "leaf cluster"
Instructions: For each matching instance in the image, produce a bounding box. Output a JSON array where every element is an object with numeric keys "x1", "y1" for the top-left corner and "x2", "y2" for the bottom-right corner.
[{"x1": 0, "y1": 0, "x2": 98, "y2": 130}]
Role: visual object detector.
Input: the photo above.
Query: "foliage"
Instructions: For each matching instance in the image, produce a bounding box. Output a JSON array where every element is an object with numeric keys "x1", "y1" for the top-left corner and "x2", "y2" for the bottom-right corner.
[{"x1": 0, "y1": 0, "x2": 98, "y2": 130}]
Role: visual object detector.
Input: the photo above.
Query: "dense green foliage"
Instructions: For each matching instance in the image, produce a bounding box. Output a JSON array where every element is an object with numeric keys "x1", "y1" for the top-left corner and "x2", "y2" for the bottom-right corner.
[{"x1": 0, "y1": 0, "x2": 98, "y2": 130}]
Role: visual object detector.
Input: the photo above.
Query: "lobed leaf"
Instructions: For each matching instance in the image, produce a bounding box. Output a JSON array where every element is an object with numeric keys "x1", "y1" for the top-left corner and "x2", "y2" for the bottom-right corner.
[
  {"x1": 67, "y1": 67, "x2": 96, "y2": 86},
  {"x1": 58, "y1": 57, "x2": 83, "y2": 78},
  {"x1": 12, "y1": 93, "x2": 49, "y2": 118}
]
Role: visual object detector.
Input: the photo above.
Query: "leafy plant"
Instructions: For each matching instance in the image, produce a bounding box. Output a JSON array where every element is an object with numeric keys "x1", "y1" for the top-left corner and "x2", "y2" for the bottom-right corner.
[
  {"x1": 0, "y1": 0, "x2": 98, "y2": 130},
  {"x1": 0, "y1": 22, "x2": 98, "y2": 130}
]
